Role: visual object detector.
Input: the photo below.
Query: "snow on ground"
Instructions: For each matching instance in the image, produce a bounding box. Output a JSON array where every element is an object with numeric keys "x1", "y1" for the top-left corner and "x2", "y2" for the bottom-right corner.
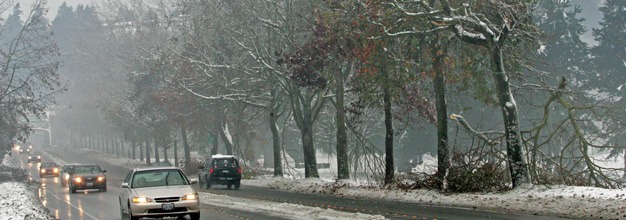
[
  {"x1": 199, "y1": 192, "x2": 384, "y2": 220},
  {"x1": 0, "y1": 154, "x2": 53, "y2": 220},
  {"x1": 244, "y1": 177, "x2": 626, "y2": 219},
  {"x1": 0, "y1": 182, "x2": 52, "y2": 220}
]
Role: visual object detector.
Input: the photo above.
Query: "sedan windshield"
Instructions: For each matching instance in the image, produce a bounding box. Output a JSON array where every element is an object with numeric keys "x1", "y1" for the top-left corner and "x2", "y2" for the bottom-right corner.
[
  {"x1": 132, "y1": 170, "x2": 187, "y2": 188},
  {"x1": 73, "y1": 165, "x2": 101, "y2": 174},
  {"x1": 40, "y1": 163, "x2": 57, "y2": 168}
]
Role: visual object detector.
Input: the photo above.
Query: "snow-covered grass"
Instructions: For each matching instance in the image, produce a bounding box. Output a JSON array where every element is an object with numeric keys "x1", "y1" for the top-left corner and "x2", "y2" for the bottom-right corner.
[
  {"x1": 0, "y1": 182, "x2": 52, "y2": 220},
  {"x1": 198, "y1": 192, "x2": 384, "y2": 219},
  {"x1": 243, "y1": 176, "x2": 626, "y2": 219},
  {"x1": 0, "y1": 154, "x2": 53, "y2": 220}
]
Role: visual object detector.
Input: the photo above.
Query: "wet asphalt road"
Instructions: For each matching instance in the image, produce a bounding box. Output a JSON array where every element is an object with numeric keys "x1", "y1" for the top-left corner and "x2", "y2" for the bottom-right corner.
[
  {"x1": 20, "y1": 147, "x2": 566, "y2": 220},
  {"x1": 15, "y1": 147, "x2": 281, "y2": 220}
]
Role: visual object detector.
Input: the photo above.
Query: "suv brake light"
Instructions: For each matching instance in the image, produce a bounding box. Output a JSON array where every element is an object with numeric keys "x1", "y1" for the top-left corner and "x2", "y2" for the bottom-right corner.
[
  {"x1": 209, "y1": 168, "x2": 214, "y2": 174},
  {"x1": 237, "y1": 167, "x2": 242, "y2": 174}
]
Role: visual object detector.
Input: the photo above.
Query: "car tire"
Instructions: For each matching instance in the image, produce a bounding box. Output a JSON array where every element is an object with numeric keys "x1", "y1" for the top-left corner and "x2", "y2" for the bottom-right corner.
[
  {"x1": 189, "y1": 213, "x2": 200, "y2": 220},
  {"x1": 129, "y1": 202, "x2": 140, "y2": 220},
  {"x1": 119, "y1": 200, "x2": 125, "y2": 220},
  {"x1": 234, "y1": 181, "x2": 240, "y2": 190},
  {"x1": 39, "y1": 174, "x2": 43, "y2": 178},
  {"x1": 227, "y1": 184, "x2": 232, "y2": 189},
  {"x1": 71, "y1": 187, "x2": 77, "y2": 193},
  {"x1": 204, "y1": 175, "x2": 211, "y2": 189},
  {"x1": 198, "y1": 174, "x2": 205, "y2": 189},
  {"x1": 101, "y1": 186, "x2": 107, "y2": 192}
]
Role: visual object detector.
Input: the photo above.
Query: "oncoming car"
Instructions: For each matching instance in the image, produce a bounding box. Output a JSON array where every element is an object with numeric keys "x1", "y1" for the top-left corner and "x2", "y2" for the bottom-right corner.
[
  {"x1": 39, "y1": 162, "x2": 60, "y2": 177},
  {"x1": 68, "y1": 164, "x2": 107, "y2": 193},
  {"x1": 27, "y1": 154, "x2": 41, "y2": 163},
  {"x1": 119, "y1": 166, "x2": 200, "y2": 220}
]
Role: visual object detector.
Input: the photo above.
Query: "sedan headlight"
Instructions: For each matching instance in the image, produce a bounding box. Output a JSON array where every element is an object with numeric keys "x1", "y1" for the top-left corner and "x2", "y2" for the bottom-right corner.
[
  {"x1": 182, "y1": 193, "x2": 198, "y2": 200},
  {"x1": 53, "y1": 168, "x2": 59, "y2": 173},
  {"x1": 28, "y1": 156, "x2": 32, "y2": 159},
  {"x1": 64, "y1": 174, "x2": 70, "y2": 180},
  {"x1": 132, "y1": 197, "x2": 153, "y2": 203},
  {"x1": 97, "y1": 176, "x2": 105, "y2": 182},
  {"x1": 40, "y1": 169, "x2": 46, "y2": 173},
  {"x1": 37, "y1": 156, "x2": 41, "y2": 159},
  {"x1": 74, "y1": 177, "x2": 82, "y2": 183}
]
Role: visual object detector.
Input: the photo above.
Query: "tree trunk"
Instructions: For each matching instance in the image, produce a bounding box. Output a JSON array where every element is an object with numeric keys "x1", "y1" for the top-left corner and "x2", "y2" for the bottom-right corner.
[
  {"x1": 139, "y1": 139, "x2": 144, "y2": 161},
  {"x1": 153, "y1": 134, "x2": 160, "y2": 163},
  {"x1": 623, "y1": 149, "x2": 626, "y2": 180},
  {"x1": 173, "y1": 134, "x2": 178, "y2": 167},
  {"x1": 131, "y1": 140, "x2": 136, "y2": 160},
  {"x1": 163, "y1": 138, "x2": 169, "y2": 163},
  {"x1": 269, "y1": 109, "x2": 283, "y2": 177},
  {"x1": 219, "y1": 122, "x2": 234, "y2": 155},
  {"x1": 383, "y1": 73, "x2": 395, "y2": 185},
  {"x1": 302, "y1": 120, "x2": 319, "y2": 178},
  {"x1": 492, "y1": 45, "x2": 530, "y2": 187},
  {"x1": 433, "y1": 43, "x2": 450, "y2": 190},
  {"x1": 145, "y1": 140, "x2": 151, "y2": 165},
  {"x1": 211, "y1": 131, "x2": 219, "y2": 155},
  {"x1": 181, "y1": 125, "x2": 191, "y2": 169},
  {"x1": 335, "y1": 64, "x2": 349, "y2": 179}
]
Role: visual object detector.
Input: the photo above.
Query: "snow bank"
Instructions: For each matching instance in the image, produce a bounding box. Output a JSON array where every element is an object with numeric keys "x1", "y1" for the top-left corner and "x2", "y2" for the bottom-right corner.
[
  {"x1": 0, "y1": 182, "x2": 53, "y2": 220},
  {"x1": 0, "y1": 154, "x2": 53, "y2": 220},
  {"x1": 199, "y1": 192, "x2": 385, "y2": 220},
  {"x1": 244, "y1": 177, "x2": 626, "y2": 219}
]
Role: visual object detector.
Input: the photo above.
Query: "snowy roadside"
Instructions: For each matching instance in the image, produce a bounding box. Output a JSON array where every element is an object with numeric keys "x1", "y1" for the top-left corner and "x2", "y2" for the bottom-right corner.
[
  {"x1": 198, "y1": 193, "x2": 384, "y2": 219},
  {"x1": 0, "y1": 154, "x2": 54, "y2": 220},
  {"x1": 244, "y1": 177, "x2": 626, "y2": 219}
]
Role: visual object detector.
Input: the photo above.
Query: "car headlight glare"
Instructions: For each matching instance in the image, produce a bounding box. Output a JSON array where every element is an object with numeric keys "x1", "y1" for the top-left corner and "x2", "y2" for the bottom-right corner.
[
  {"x1": 28, "y1": 156, "x2": 32, "y2": 159},
  {"x1": 97, "y1": 176, "x2": 105, "y2": 181},
  {"x1": 64, "y1": 174, "x2": 70, "y2": 180},
  {"x1": 182, "y1": 193, "x2": 198, "y2": 200},
  {"x1": 74, "y1": 177, "x2": 82, "y2": 183},
  {"x1": 53, "y1": 168, "x2": 59, "y2": 173},
  {"x1": 132, "y1": 197, "x2": 152, "y2": 203},
  {"x1": 40, "y1": 169, "x2": 46, "y2": 173},
  {"x1": 37, "y1": 156, "x2": 41, "y2": 159}
]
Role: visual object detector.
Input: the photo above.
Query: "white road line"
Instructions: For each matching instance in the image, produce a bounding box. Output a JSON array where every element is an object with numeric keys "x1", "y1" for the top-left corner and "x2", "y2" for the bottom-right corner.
[{"x1": 43, "y1": 186, "x2": 100, "y2": 220}]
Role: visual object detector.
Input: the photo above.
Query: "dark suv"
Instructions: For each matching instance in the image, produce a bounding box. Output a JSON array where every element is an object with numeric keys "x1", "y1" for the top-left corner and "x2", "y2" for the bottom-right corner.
[
  {"x1": 198, "y1": 155, "x2": 241, "y2": 189},
  {"x1": 68, "y1": 164, "x2": 107, "y2": 193}
]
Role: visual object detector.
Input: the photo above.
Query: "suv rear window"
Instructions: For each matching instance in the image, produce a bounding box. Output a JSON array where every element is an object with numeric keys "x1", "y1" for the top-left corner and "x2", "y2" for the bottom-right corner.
[{"x1": 213, "y1": 158, "x2": 238, "y2": 168}]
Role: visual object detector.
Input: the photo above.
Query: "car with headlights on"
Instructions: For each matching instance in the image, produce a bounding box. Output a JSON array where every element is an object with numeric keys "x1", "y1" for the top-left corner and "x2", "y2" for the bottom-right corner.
[
  {"x1": 198, "y1": 154, "x2": 242, "y2": 189},
  {"x1": 19, "y1": 146, "x2": 31, "y2": 154},
  {"x1": 60, "y1": 164, "x2": 79, "y2": 187},
  {"x1": 27, "y1": 154, "x2": 41, "y2": 163},
  {"x1": 39, "y1": 162, "x2": 60, "y2": 177},
  {"x1": 68, "y1": 164, "x2": 107, "y2": 193},
  {"x1": 119, "y1": 166, "x2": 200, "y2": 220}
]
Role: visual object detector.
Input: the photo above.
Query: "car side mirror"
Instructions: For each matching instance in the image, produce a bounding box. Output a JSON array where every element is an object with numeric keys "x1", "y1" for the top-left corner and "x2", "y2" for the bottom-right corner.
[
  {"x1": 102, "y1": 170, "x2": 107, "y2": 173},
  {"x1": 121, "y1": 182, "x2": 129, "y2": 188},
  {"x1": 189, "y1": 179, "x2": 198, "y2": 184}
]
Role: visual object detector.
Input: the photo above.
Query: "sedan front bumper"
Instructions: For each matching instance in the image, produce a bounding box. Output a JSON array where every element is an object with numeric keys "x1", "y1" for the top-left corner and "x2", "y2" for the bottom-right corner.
[{"x1": 130, "y1": 199, "x2": 199, "y2": 218}]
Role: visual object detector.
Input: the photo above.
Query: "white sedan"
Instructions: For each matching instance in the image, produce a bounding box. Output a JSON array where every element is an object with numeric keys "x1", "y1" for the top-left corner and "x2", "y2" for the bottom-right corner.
[{"x1": 119, "y1": 166, "x2": 200, "y2": 220}]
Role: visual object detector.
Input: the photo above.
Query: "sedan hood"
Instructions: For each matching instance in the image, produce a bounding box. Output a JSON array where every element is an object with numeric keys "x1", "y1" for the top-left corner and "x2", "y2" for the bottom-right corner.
[{"x1": 132, "y1": 185, "x2": 194, "y2": 198}]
